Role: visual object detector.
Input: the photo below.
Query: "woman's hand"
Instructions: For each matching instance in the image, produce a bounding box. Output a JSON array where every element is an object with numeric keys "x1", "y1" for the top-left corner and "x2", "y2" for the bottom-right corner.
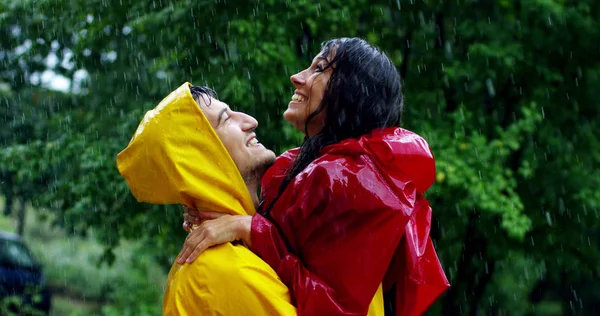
[
  {"x1": 181, "y1": 205, "x2": 202, "y2": 232},
  {"x1": 177, "y1": 211, "x2": 252, "y2": 264}
]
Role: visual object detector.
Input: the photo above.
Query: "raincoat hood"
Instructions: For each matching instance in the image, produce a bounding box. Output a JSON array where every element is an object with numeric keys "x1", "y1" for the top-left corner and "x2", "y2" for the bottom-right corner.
[
  {"x1": 327, "y1": 128, "x2": 448, "y2": 315},
  {"x1": 116, "y1": 82, "x2": 254, "y2": 216},
  {"x1": 117, "y1": 83, "x2": 298, "y2": 315}
]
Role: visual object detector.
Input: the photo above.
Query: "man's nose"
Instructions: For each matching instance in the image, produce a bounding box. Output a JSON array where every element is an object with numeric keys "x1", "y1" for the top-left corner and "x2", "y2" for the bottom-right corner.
[{"x1": 240, "y1": 113, "x2": 258, "y2": 131}]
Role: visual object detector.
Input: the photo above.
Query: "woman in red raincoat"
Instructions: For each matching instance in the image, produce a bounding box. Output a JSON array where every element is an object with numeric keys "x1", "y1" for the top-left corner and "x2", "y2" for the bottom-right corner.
[{"x1": 179, "y1": 37, "x2": 450, "y2": 315}]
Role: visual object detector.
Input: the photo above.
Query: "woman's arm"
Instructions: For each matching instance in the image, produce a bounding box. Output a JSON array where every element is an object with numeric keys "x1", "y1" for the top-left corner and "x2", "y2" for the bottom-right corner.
[{"x1": 177, "y1": 212, "x2": 252, "y2": 263}]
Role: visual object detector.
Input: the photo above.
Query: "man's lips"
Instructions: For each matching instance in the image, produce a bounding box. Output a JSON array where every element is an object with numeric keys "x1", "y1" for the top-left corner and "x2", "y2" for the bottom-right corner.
[{"x1": 246, "y1": 133, "x2": 257, "y2": 147}]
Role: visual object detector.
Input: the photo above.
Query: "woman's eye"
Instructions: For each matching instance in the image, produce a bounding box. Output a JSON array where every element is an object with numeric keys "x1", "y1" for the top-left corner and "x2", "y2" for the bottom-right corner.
[{"x1": 315, "y1": 64, "x2": 325, "y2": 72}]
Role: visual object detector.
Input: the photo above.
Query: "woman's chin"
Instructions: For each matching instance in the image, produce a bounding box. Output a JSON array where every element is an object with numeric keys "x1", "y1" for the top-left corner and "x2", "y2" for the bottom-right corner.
[{"x1": 283, "y1": 110, "x2": 302, "y2": 128}]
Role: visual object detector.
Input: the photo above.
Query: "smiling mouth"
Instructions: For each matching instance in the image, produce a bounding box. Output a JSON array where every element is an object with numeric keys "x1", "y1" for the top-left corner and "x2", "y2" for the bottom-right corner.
[
  {"x1": 291, "y1": 93, "x2": 306, "y2": 102},
  {"x1": 246, "y1": 137, "x2": 259, "y2": 147}
]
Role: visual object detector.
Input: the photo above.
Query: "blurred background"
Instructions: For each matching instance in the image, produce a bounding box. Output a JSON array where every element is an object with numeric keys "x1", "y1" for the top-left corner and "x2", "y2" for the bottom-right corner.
[{"x1": 1, "y1": 0, "x2": 599, "y2": 315}]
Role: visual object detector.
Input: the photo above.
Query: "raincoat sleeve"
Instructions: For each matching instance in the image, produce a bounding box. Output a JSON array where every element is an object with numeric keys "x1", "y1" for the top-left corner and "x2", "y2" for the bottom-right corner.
[{"x1": 251, "y1": 160, "x2": 414, "y2": 315}]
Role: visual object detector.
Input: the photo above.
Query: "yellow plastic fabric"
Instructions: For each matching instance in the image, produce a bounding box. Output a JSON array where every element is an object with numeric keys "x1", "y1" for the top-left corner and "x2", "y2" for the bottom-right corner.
[
  {"x1": 116, "y1": 82, "x2": 384, "y2": 315},
  {"x1": 116, "y1": 82, "x2": 253, "y2": 216}
]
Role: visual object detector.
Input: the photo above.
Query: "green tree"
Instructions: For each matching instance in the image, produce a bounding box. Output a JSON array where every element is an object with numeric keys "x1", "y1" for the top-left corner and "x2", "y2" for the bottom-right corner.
[{"x1": 1, "y1": 0, "x2": 598, "y2": 314}]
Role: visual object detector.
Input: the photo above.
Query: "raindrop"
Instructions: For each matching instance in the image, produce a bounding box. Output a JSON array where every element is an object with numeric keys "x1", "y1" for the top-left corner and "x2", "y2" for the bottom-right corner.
[
  {"x1": 545, "y1": 212, "x2": 553, "y2": 226},
  {"x1": 558, "y1": 197, "x2": 565, "y2": 215},
  {"x1": 485, "y1": 78, "x2": 495, "y2": 97}
]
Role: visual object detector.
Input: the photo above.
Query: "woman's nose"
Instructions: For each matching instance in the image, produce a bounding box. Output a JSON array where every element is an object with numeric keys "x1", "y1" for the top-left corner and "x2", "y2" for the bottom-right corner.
[{"x1": 290, "y1": 71, "x2": 305, "y2": 86}]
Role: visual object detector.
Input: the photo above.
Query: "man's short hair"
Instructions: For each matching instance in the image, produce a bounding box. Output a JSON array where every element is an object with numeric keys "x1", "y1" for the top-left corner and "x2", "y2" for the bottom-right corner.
[{"x1": 189, "y1": 85, "x2": 217, "y2": 106}]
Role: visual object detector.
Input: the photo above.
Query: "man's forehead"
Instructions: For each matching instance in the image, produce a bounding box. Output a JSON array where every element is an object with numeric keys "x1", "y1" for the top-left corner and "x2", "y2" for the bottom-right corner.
[
  {"x1": 197, "y1": 97, "x2": 227, "y2": 111},
  {"x1": 196, "y1": 97, "x2": 229, "y2": 125}
]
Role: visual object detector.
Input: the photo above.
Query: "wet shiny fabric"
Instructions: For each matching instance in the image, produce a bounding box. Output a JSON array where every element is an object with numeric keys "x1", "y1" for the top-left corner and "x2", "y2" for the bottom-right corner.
[
  {"x1": 253, "y1": 128, "x2": 450, "y2": 316},
  {"x1": 116, "y1": 82, "x2": 385, "y2": 315}
]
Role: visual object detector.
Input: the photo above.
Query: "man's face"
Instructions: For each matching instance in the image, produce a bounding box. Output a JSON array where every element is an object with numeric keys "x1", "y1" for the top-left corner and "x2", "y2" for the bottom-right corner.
[{"x1": 197, "y1": 96, "x2": 276, "y2": 182}]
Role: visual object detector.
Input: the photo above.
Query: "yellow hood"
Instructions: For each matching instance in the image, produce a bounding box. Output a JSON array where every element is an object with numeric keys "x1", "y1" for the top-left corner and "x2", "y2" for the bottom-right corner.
[{"x1": 116, "y1": 82, "x2": 254, "y2": 215}]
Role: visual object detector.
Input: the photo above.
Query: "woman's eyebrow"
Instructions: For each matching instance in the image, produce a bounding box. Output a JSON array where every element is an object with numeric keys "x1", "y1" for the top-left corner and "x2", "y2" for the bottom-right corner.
[{"x1": 317, "y1": 56, "x2": 331, "y2": 66}]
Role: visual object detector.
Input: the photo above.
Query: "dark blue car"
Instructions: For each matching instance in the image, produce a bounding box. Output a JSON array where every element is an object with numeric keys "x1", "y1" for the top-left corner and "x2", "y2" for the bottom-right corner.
[{"x1": 0, "y1": 231, "x2": 51, "y2": 314}]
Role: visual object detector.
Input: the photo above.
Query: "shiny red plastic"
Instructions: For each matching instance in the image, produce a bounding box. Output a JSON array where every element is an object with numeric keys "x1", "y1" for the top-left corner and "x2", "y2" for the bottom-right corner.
[{"x1": 250, "y1": 127, "x2": 450, "y2": 315}]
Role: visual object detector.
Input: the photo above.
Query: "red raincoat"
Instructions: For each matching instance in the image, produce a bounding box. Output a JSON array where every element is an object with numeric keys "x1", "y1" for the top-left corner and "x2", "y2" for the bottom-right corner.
[{"x1": 251, "y1": 127, "x2": 450, "y2": 316}]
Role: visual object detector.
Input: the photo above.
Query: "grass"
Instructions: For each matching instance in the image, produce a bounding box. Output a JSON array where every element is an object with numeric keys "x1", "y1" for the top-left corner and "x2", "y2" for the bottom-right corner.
[
  {"x1": 51, "y1": 295, "x2": 101, "y2": 316},
  {"x1": 0, "y1": 197, "x2": 166, "y2": 315}
]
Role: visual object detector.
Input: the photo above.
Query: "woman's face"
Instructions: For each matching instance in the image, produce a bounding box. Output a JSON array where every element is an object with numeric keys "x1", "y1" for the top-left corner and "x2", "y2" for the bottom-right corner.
[{"x1": 284, "y1": 51, "x2": 333, "y2": 137}]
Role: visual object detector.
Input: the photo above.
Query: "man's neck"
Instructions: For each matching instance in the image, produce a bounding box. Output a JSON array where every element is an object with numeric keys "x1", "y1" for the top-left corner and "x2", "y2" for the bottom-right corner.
[{"x1": 245, "y1": 180, "x2": 260, "y2": 210}]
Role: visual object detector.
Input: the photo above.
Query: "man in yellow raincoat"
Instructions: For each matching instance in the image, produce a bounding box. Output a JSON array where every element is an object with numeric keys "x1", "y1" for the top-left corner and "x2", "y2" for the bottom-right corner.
[{"x1": 116, "y1": 83, "x2": 384, "y2": 315}]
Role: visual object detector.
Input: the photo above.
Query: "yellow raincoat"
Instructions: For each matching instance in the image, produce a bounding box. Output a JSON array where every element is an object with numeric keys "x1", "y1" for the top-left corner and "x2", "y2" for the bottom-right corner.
[{"x1": 116, "y1": 83, "x2": 384, "y2": 315}]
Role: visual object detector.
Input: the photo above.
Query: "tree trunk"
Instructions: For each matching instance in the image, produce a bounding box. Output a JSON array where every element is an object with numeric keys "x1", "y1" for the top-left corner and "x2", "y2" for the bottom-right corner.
[
  {"x1": 3, "y1": 190, "x2": 13, "y2": 216},
  {"x1": 17, "y1": 199, "x2": 26, "y2": 236},
  {"x1": 2, "y1": 172, "x2": 14, "y2": 216},
  {"x1": 443, "y1": 212, "x2": 482, "y2": 315},
  {"x1": 469, "y1": 260, "x2": 496, "y2": 316}
]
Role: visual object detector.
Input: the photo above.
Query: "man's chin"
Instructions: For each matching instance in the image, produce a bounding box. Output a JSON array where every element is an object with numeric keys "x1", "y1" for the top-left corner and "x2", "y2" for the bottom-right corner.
[
  {"x1": 242, "y1": 153, "x2": 275, "y2": 183},
  {"x1": 255, "y1": 147, "x2": 276, "y2": 164},
  {"x1": 258, "y1": 152, "x2": 276, "y2": 172}
]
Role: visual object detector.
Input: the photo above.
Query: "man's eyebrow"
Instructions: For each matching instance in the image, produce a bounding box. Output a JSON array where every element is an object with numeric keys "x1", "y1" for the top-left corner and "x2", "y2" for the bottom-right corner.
[{"x1": 216, "y1": 108, "x2": 228, "y2": 128}]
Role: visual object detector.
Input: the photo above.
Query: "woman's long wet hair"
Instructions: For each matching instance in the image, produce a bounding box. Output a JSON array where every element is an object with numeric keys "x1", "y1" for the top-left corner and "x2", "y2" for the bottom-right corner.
[{"x1": 262, "y1": 37, "x2": 404, "y2": 216}]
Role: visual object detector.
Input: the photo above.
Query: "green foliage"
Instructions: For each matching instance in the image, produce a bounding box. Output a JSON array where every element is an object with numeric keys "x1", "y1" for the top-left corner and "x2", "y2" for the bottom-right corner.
[
  {"x1": 0, "y1": 295, "x2": 46, "y2": 316},
  {"x1": 1, "y1": 0, "x2": 599, "y2": 314},
  {"x1": 0, "y1": 211, "x2": 165, "y2": 315}
]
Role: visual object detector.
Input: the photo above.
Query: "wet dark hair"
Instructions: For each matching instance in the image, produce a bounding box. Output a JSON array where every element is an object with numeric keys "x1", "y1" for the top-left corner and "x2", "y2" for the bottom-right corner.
[
  {"x1": 189, "y1": 85, "x2": 217, "y2": 106},
  {"x1": 262, "y1": 37, "x2": 403, "y2": 216}
]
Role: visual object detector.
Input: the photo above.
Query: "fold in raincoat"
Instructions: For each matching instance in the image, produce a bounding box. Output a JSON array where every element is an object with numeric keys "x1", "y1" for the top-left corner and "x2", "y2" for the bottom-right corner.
[
  {"x1": 253, "y1": 127, "x2": 450, "y2": 315},
  {"x1": 116, "y1": 83, "x2": 384, "y2": 315}
]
